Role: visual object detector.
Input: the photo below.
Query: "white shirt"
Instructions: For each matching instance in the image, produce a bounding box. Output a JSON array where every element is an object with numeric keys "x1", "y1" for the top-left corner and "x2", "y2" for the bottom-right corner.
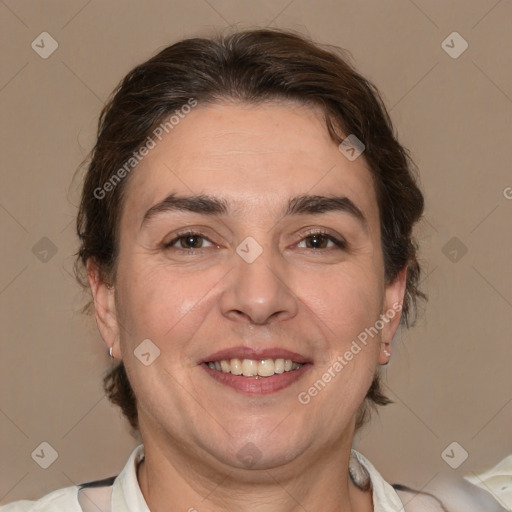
[{"x1": 1, "y1": 445, "x2": 409, "y2": 511}]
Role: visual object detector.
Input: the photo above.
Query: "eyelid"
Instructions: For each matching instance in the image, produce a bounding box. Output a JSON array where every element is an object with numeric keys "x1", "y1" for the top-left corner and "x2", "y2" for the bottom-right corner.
[
  {"x1": 161, "y1": 227, "x2": 346, "y2": 251},
  {"x1": 294, "y1": 228, "x2": 347, "y2": 249},
  {"x1": 163, "y1": 230, "x2": 216, "y2": 249}
]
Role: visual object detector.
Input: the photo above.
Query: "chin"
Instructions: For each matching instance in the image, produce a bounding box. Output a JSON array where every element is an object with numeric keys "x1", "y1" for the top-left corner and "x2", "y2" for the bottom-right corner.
[{"x1": 204, "y1": 430, "x2": 309, "y2": 473}]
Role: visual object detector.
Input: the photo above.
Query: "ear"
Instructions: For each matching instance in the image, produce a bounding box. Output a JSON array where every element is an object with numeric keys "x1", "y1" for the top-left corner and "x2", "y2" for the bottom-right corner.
[
  {"x1": 378, "y1": 266, "x2": 407, "y2": 365},
  {"x1": 87, "y1": 259, "x2": 121, "y2": 359}
]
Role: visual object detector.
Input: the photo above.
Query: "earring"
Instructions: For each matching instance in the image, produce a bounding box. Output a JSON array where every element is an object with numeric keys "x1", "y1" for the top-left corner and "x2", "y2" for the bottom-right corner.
[
  {"x1": 382, "y1": 342, "x2": 391, "y2": 362},
  {"x1": 109, "y1": 346, "x2": 114, "y2": 358}
]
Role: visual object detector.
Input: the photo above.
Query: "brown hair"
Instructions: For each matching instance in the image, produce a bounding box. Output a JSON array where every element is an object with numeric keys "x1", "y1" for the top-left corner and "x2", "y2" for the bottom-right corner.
[{"x1": 75, "y1": 28, "x2": 426, "y2": 434}]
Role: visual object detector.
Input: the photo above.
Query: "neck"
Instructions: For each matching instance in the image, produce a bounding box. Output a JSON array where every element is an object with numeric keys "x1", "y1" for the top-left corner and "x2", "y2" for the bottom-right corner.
[{"x1": 136, "y1": 429, "x2": 373, "y2": 512}]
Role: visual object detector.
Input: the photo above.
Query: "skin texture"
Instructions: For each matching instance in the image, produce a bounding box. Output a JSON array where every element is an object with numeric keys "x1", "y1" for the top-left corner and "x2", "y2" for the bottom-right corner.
[{"x1": 88, "y1": 100, "x2": 407, "y2": 512}]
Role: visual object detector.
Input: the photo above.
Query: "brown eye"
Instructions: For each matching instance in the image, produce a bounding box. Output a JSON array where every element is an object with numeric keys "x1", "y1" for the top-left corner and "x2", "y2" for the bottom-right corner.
[
  {"x1": 305, "y1": 234, "x2": 329, "y2": 249},
  {"x1": 180, "y1": 235, "x2": 204, "y2": 249},
  {"x1": 164, "y1": 232, "x2": 214, "y2": 250},
  {"x1": 297, "y1": 232, "x2": 346, "y2": 250}
]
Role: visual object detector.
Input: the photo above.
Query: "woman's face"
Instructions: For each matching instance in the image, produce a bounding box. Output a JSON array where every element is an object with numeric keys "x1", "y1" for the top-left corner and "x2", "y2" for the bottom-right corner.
[{"x1": 92, "y1": 100, "x2": 405, "y2": 471}]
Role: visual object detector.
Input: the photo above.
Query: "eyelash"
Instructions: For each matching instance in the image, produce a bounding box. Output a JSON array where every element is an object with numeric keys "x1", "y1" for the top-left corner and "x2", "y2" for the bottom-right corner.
[
  {"x1": 163, "y1": 230, "x2": 347, "y2": 252},
  {"x1": 296, "y1": 229, "x2": 347, "y2": 250}
]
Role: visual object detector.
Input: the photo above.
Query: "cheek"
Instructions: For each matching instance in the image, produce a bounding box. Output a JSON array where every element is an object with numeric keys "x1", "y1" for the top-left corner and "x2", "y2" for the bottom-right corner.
[
  {"x1": 299, "y1": 263, "x2": 383, "y2": 346},
  {"x1": 115, "y1": 259, "x2": 222, "y2": 348},
  {"x1": 299, "y1": 270, "x2": 381, "y2": 415}
]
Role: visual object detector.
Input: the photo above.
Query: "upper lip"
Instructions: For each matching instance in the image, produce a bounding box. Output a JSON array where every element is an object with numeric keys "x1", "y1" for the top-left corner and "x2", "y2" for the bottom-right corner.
[{"x1": 200, "y1": 346, "x2": 312, "y2": 365}]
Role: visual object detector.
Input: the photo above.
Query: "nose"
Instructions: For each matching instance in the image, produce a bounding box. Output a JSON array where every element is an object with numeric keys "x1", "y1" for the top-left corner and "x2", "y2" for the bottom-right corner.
[{"x1": 219, "y1": 245, "x2": 299, "y2": 325}]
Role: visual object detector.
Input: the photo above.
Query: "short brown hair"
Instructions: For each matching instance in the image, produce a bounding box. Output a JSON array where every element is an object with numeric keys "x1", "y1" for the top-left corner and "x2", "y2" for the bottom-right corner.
[{"x1": 75, "y1": 28, "x2": 426, "y2": 434}]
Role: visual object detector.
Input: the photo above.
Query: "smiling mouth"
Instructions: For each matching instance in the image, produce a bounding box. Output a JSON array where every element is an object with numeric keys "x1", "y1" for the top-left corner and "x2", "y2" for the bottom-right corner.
[{"x1": 205, "y1": 358, "x2": 304, "y2": 378}]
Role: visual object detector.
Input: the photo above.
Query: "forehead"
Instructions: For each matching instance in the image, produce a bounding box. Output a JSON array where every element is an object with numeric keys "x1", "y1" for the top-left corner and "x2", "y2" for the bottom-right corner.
[{"x1": 121, "y1": 100, "x2": 379, "y2": 227}]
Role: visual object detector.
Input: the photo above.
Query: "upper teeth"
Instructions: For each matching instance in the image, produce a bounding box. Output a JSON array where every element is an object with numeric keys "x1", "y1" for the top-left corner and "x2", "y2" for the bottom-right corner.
[{"x1": 207, "y1": 358, "x2": 303, "y2": 377}]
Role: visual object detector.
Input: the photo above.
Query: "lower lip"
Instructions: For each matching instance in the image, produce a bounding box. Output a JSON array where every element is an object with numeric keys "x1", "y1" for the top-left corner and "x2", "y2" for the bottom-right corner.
[{"x1": 202, "y1": 363, "x2": 311, "y2": 395}]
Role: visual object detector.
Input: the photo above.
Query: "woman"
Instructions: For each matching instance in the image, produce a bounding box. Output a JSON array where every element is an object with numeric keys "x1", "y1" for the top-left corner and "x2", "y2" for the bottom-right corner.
[{"x1": 5, "y1": 28, "x2": 499, "y2": 512}]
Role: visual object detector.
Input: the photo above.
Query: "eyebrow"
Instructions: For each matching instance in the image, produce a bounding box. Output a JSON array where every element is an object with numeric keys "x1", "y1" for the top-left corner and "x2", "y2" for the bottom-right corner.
[{"x1": 141, "y1": 193, "x2": 368, "y2": 232}]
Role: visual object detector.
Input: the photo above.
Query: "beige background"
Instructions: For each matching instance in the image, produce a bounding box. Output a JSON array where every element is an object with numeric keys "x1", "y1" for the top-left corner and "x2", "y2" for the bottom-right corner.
[{"x1": 1, "y1": 0, "x2": 511, "y2": 505}]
